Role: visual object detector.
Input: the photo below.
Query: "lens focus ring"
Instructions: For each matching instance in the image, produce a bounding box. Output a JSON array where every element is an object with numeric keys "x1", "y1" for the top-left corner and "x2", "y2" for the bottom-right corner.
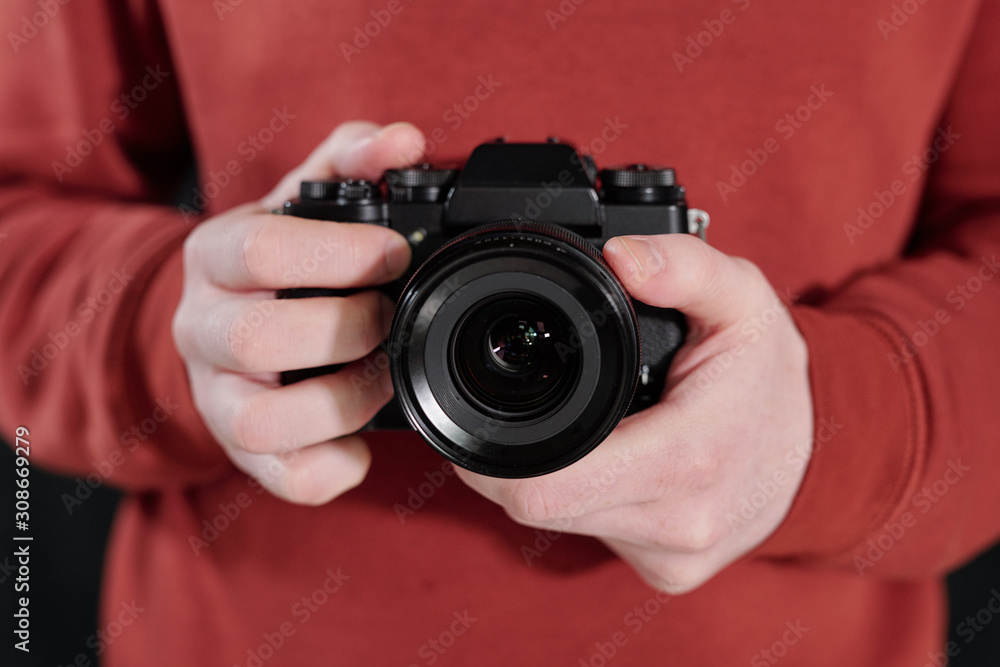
[{"x1": 388, "y1": 221, "x2": 640, "y2": 478}]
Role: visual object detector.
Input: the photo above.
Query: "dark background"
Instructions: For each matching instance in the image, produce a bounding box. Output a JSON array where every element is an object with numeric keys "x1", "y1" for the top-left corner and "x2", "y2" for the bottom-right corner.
[{"x1": 2, "y1": 441, "x2": 999, "y2": 666}]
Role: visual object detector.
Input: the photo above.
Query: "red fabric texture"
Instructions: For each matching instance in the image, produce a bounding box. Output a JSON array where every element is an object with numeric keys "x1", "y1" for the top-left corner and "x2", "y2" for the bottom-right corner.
[{"x1": 1, "y1": 0, "x2": 998, "y2": 664}]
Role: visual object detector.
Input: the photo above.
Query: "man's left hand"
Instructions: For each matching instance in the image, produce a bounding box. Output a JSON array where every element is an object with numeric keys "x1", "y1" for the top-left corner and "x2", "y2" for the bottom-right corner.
[{"x1": 455, "y1": 234, "x2": 813, "y2": 593}]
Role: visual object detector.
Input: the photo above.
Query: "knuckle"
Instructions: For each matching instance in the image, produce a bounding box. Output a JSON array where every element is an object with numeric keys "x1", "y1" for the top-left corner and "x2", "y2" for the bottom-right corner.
[
  {"x1": 181, "y1": 226, "x2": 205, "y2": 270},
  {"x1": 357, "y1": 295, "x2": 389, "y2": 351},
  {"x1": 630, "y1": 508, "x2": 720, "y2": 554},
  {"x1": 280, "y1": 454, "x2": 364, "y2": 507},
  {"x1": 640, "y1": 556, "x2": 714, "y2": 595},
  {"x1": 223, "y1": 308, "x2": 265, "y2": 370},
  {"x1": 171, "y1": 304, "x2": 193, "y2": 357},
  {"x1": 223, "y1": 315, "x2": 251, "y2": 368},
  {"x1": 673, "y1": 515, "x2": 722, "y2": 553},
  {"x1": 333, "y1": 376, "x2": 386, "y2": 434},
  {"x1": 280, "y1": 464, "x2": 330, "y2": 506},
  {"x1": 732, "y1": 257, "x2": 777, "y2": 311},
  {"x1": 506, "y1": 480, "x2": 565, "y2": 524},
  {"x1": 662, "y1": 565, "x2": 714, "y2": 595},
  {"x1": 692, "y1": 242, "x2": 726, "y2": 298},
  {"x1": 240, "y1": 221, "x2": 276, "y2": 285},
  {"x1": 187, "y1": 382, "x2": 214, "y2": 426},
  {"x1": 332, "y1": 298, "x2": 372, "y2": 356},
  {"x1": 731, "y1": 256, "x2": 763, "y2": 282},
  {"x1": 683, "y1": 445, "x2": 724, "y2": 492},
  {"x1": 339, "y1": 231, "x2": 366, "y2": 280},
  {"x1": 649, "y1": 572, "x2": 701, "y2": 596},
  {"x1": 229, "y1": 395, "x2": 281, "y2": 454}
]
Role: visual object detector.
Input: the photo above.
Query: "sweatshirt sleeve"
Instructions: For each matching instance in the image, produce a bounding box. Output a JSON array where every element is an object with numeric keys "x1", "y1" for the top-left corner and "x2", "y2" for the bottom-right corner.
[
  {"x1": 0, "y1": 0, "x2": 230, "y2": 490},
  {"x1": 755, "y1": 2, "x2": 1000, "y2": 577}
]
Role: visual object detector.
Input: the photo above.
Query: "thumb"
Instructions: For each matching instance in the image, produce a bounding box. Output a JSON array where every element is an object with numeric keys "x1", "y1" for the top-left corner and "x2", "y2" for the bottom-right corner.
[
  {"x1": 261, "y1": 120, "x2": 426, "y2": 209},
  {"x1": 603, "y1": 234, "x2": 770, "y2": 330}
]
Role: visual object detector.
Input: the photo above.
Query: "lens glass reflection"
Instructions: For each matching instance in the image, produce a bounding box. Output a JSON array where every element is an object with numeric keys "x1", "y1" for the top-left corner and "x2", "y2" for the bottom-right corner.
[{"x1": 453, "y1": 295, "x2": 579, "y2": 416}]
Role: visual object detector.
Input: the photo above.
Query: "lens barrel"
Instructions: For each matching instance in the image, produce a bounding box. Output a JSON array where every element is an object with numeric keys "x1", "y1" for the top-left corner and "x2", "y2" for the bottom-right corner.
[{"x1": 389, "y1": 221, "x2": 640, "y2": 478}]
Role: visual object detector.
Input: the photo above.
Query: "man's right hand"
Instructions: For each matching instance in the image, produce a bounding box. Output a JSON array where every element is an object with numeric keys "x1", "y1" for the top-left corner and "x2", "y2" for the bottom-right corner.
[{"x1": 172, "y1": 121, "x2": 425, "y2": 505}]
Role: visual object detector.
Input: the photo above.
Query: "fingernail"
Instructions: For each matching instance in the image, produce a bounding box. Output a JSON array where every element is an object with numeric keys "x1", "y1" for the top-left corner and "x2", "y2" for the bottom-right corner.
[
  {"x1": 616, "y1": 237, "x2": 663, "y2": 281},
  {"x1": 384, "y1": 234, "x2": 411, "y2": 277}
]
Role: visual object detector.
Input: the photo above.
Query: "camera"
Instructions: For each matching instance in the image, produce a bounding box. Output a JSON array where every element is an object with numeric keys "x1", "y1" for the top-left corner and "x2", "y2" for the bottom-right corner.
[{"x1": 279, "y1": 138, "x2": 709, "y2": 478}]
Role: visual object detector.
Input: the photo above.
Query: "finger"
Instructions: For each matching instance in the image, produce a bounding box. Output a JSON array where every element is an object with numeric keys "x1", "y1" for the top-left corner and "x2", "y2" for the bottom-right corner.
[
  {"x1": 261, "y1": 121, "x2": 426, "y2": 210},
  {"x1": 198, "y1": 291, "x2": 393, "y2": 373},
  {"x1": 454, "y1": 401, "x2": 698, "y2": 522},
  {"x1": 603, "y1": 234, "x2": 771, "y2": 331},
  {"x1": 206, "y1": 354, "x2": 394, "y2": 455},
  {"x1": 539, "y1": 502, "x2": 721, "y2": 555},
  {"x1": 203, "y1": 213, "x2": 411, "y2": 290},
  {"x1": 227, "y1": 435, "x2": 372, "y2": 506}
]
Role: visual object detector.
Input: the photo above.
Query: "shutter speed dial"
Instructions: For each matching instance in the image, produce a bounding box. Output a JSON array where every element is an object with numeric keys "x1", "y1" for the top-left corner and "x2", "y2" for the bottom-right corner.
[{"x1": 600, "y1": 165, "x2": 682, "y2": 204}]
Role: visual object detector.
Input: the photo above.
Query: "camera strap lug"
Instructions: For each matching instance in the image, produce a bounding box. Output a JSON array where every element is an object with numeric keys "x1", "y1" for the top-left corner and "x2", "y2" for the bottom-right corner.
[{"x1": 687, "y1": 209, "x2": 710, "y2": 241}]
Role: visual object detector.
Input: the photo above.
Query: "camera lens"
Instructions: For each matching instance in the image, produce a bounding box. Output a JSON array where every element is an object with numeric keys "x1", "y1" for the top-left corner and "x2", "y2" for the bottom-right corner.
[
  {"x1": 488, "y1": 315, "x2": 539, "y2": 373},
  {"x1": 453, "y1": 295, "x2": 580, "y2": 417},
  {"x1": 389, "y1": 221, "x2": 640, "y2": 478}
]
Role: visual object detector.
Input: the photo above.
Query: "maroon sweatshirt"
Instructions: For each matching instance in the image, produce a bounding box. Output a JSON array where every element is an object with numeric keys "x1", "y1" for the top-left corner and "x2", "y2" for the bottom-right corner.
[{"x1": 2, "y1": 0, "x2": 999, "y2": 664}]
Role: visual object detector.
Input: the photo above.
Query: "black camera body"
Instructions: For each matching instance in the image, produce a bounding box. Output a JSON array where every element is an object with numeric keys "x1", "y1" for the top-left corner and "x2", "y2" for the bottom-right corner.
[{"x1": 280, "y1": 139, "x2": 708, "y2": 478}]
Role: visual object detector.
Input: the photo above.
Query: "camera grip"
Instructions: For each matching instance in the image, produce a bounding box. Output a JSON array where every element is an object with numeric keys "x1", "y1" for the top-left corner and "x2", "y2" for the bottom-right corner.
[{"x1": 630, "y1": 303, "x2": 686, "y2": 412}]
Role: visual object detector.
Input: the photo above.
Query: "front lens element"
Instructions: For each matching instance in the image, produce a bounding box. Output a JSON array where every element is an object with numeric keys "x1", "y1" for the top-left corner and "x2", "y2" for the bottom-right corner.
[
  {"x1": 453, "y1": 296, "x2": 580, "y2": 416},
  {"x1": 489, "y1": 317, "x2": 539, "y2": 372}
]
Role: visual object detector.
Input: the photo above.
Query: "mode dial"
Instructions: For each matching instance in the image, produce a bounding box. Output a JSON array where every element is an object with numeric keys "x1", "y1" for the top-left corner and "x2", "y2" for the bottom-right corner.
[
  {"x1": 600, "y1": 165, "x2": 682, "y2": 204},
  {"x1": 385, "y1": 165, "x2": 458, "y2": 203},
  {"x1": 300, "y1": 179, "x2": 379, "y2": 203}
]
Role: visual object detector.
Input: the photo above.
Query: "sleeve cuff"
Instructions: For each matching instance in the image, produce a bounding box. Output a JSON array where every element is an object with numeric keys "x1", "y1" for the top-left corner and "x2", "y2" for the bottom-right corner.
[
  {"x1": 753, "y1": 305, "x2": 929, "y2": 560},
  {"x1": 127, "y1": 215, "x2": 232, "y2": 486}
]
